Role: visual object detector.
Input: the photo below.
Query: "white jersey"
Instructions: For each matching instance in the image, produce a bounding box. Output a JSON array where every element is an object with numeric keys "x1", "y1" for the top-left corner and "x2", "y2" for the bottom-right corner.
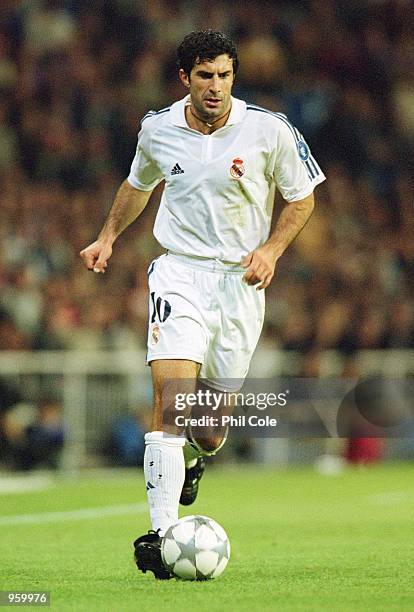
[{"x1": 127, "y1": 95, "x2": 325, "y2": 263}]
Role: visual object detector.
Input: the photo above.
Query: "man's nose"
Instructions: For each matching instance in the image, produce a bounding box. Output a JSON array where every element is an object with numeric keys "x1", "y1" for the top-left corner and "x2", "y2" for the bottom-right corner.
[{"x1": 209, "y1": 75, "x2": 220, "y2": 94}]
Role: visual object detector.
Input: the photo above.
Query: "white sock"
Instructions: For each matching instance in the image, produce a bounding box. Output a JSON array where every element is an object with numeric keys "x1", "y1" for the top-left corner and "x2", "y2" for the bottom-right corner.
[{"x1": 144, "y1": 431, "x2": 185, "y2": 536}]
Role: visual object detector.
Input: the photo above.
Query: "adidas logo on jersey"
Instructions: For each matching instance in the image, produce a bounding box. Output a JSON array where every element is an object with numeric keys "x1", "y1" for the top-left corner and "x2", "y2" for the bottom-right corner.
[{"x1": 171, "y1": 163, "x2": 184, "y2": 175}]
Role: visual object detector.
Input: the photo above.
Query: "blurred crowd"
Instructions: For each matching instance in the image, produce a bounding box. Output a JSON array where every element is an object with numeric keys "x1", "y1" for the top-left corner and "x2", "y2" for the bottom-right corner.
[
  {"x1": 0, "y1": 0, "x2": 413, "y2": 354},
  {"x1": 0, "y1": 380, "x2": 64, "y2": 469}
]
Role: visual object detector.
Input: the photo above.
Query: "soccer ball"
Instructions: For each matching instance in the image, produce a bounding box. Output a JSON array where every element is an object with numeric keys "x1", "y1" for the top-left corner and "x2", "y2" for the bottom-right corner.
[{"x1": 161, "y1": 515, "x2": 230, "y2": 580}]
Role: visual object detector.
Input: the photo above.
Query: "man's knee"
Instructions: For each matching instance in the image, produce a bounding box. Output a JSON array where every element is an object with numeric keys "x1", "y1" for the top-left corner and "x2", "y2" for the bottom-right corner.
[
  {"x1": 187, "y1": 425, "x2": 228, "y2": 456},
  {"x1": 193, "y1": 435, "x2": 224, "y2": 453}
]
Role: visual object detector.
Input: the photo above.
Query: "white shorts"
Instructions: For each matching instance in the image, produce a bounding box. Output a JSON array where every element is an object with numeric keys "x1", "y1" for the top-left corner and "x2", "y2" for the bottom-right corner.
[{"x1": 146, "y1": 253, "x2": 265, "y2": 391}]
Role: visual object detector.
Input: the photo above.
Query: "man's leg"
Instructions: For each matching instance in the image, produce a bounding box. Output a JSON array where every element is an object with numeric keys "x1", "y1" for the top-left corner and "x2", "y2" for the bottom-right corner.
[
  {"x1": 179, "y1": 380, "x2": 230, "y2": 505},
  {"x1": 144, "y1": 359, "x2": 198, "y2": 534},
  {"x1": 134, "y1": 359, "x2": 198, "y2": 579}
]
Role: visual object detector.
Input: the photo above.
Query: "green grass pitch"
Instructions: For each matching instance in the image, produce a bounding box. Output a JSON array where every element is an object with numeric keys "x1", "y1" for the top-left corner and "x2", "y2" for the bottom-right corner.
[{"x1": 1, "y1": 463, "x2": 413, "y2": 611}]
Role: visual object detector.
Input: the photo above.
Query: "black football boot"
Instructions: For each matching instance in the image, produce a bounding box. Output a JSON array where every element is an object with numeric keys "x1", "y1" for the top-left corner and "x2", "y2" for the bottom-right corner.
[
  {"x1": 133, "y1": 530, "x2": 172, "y2": 580},
  {"x1": 179, "y1": 457, "x2": 206, "y2": 506}
]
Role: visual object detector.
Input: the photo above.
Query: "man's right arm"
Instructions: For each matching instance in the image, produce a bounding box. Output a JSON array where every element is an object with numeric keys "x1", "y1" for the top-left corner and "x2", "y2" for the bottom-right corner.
[{"x1": 79, "y1": 179, "x2": 153, "y2": 273}]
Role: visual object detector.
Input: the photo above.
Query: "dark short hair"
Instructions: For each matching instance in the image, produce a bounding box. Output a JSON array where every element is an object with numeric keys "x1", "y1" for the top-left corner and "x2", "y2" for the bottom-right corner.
[{"x1": 177, "y1": 30, "x2": 239, "y2": 76}]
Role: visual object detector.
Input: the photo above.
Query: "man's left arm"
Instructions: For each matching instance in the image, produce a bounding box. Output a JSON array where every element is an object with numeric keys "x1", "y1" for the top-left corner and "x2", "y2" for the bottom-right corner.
[{"x1": 242, "y1": 192, "x2": 314, "y2": 290}]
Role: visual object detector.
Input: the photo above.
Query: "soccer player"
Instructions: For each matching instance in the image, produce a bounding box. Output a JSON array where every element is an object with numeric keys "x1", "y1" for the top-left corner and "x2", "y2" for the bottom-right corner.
[{"x1": 80, "y1": 30, "x2": 325, "y2": 579}]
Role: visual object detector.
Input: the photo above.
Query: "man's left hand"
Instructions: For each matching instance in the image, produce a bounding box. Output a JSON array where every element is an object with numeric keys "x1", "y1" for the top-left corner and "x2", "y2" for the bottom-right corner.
[{"x1": 241, "y1": 244, "x2": 280, "y2": 290}]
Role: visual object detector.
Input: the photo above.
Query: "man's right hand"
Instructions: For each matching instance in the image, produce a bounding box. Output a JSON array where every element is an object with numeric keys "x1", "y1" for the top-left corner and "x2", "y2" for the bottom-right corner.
[{"x1": 79, "y1": 239, "x2": 113, "y2": 273}]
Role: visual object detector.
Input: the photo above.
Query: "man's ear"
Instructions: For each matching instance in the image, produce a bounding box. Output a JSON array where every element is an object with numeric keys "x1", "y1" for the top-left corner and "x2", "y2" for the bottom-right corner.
[{"x1": 179, "y1": 69, "x2": 190, "y2": 88}]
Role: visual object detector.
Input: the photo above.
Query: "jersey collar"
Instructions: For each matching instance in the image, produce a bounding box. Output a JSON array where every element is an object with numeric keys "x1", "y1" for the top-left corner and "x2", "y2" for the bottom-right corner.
[{"x1": 169, "y1": 95, "x2": 246, "y2": 128}]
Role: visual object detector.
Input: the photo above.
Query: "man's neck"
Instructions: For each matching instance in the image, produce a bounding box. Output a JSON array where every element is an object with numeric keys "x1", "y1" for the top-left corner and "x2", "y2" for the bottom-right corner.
[{"x1": 185, "y1": 102, "x2": 231, "y2": 135}]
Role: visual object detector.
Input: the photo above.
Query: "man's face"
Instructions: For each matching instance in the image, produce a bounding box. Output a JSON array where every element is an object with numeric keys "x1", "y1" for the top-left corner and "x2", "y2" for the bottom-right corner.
[{"x1": 179, "y1": 54, "x2": 234, "y2": 121}]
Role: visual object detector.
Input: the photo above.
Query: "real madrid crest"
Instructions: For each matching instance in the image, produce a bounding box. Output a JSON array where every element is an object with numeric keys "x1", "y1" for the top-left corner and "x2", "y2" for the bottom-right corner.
[
  {"x1": 151, "y1": 325, "x2": 160, "y2": 345},
  {"x1": 230, "y1": 158, "x2": 245, "y2": 179}
]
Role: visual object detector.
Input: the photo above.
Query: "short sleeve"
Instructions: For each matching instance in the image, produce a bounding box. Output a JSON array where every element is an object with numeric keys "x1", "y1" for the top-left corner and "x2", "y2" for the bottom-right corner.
[
  {"x1": 127, "y1": 119, "x2": 164, "y2": 191},
  {"x1": 271, "y1": 116, "x2": 325, "y2": 202}
]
